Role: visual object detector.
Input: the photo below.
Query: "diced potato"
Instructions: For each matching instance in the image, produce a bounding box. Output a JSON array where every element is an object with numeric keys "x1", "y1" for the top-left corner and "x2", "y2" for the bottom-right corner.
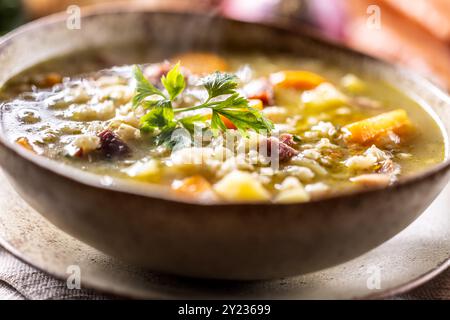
[
  {"x1": 270, "y1": 70, "x2": 326, "y2": 90},
  {"x1": 274, "y1": 177, "x2": 310, "y2": 203},
  {"x1": 262, "y1": 106, "x2": 288, "y2": 123},
  {"x1": 248, "y1": 98, "x2": 264, "y2": 111},
  {"x1": 172, "y1": 52, "x2": 228, "y2": 74},
  {"x1": 123, "y1": 159, "x2": 159, "y2": 180},
  {"x1": 172, "y1": 175, "x2": 216, "y2": 200},
  {"x1": 275, "y1": 188, "x2": 310, "y2": 203},
  {"x1": 305, "y1": 182, "x2": 330, "y2": 198},
  {"x1": 16, "y1": 137, "x2": 35, "y2": 153},
  {"x1": 350, "y1": 174, "x2": 391, "y2": 188},
  {"x1": 114, "y1": 123, "x2": 141, "y2": 141},
  {"x1": 340, "y1": 74, "x2": 366, "y2": 93},
  {"x1": 301, "y1": 83, "x2": 347, "y2": 111},
  {"x1": 213, "y1": 170, "x2": 271, "y2": 202},
  {"x1": 72, "y1": 135, "x2": 100, "y2": 154},
  {"x1": 343, "y1": 109, "x2": 413, "y2": 145}
]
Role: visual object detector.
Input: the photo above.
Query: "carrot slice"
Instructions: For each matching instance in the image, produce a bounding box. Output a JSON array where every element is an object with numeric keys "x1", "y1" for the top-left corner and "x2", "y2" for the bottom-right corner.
[
  {"x1": 172, "y1": 175, "x2": 214, "y2": 197},
  {"x1": 270, "y1": 70, "x2": 326, "y2": 90},
  {"x1": 343, "y1": 109, "x2": 413, "y2": 145},
  {"x1": 172, "y1": 52, "x2": 228, "y2": 74},
  {"x1": 16, "y1": 137, "x2": 36, "y2": 153}
]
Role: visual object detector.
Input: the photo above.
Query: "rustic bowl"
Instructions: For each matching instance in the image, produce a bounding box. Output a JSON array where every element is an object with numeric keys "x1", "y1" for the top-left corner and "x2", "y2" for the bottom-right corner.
[{"x1": 0, "y1": 4, "x2": 449, "y2": 280}]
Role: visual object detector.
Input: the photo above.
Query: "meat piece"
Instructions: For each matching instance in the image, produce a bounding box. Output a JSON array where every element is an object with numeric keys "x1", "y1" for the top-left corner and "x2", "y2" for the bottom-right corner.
[
  {"x1": 267, "y1": 137, "x2": 299, "y2": 162},
  {"x1": 98, "y1": 129, "x2": 130, "y2": 158},
  {"x1": 244, "y1": 78, "x2": 274, "y2": 105},
  {"x1": 279, "y1": 133, "x2": 297, "y2": 147}
]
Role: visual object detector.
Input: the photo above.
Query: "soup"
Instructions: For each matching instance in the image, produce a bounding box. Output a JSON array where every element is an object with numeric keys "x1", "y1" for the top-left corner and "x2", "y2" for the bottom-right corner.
[{"x1": 0, "y1": 51, "x2": 445, "y2": 203}]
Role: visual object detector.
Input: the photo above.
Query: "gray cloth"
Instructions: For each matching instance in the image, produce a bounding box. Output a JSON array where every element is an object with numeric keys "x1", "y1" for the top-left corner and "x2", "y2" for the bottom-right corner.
[
  {"x1": 0, "y1": 249, "x2": 111, "y2": 300},
  {"x1": 0, "y1": 247, "x2": 448, "y2": 300}
]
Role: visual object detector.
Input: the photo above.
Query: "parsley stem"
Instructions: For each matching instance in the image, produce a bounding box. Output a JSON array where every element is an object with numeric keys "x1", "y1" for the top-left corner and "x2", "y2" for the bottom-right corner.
[{"x1": 173, "y1": 100, "x2": 221, "y2": 114}]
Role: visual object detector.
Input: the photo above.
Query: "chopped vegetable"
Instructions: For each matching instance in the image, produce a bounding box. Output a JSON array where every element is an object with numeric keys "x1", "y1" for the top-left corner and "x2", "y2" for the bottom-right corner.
[
  {"x1": 340, "y1": 74, "x2": 366, "y2": 93},
  {"x1": 213, "y1": 170, "x2": 271, "y2": 202},
  {"x1": 244, "y1": 78, "x2": 274, "y2": 105},
  {"x1": 172, "y1": 175, "x2": 215, "y2": 200},
  {"x1": 16, "y1": 137, "x2": 35, "y2": 153},
  {"x1": 301, "y1": 83, "x2": 347, "y2": 111},
  {"x1": 172, "y1": 52, "x2": 228, "y2": 74},
  {"x1": 270, "y1": 70, "x2": 326, "y2": 90},
  {"x1": 248, "y1": 99, "x2": 264, "y2": 111},
  {"x1": 343, "y1": 109, "x2": 413, "y2": 145},
  {"x1": 274, "y1": 177, "x2": 310, "y2": 203},
  {"x1": 350, "y1": 174, "x2": 391, "y2": 188},
  {"x1": 123, "y1": 159, "x2": 159, "y2": 180}
]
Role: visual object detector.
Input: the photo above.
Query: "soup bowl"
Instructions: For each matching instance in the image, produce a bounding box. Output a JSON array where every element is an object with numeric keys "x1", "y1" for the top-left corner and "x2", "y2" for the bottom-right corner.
[{"x1": 0, "y1": 4, "x2": 449, "y2": 280}]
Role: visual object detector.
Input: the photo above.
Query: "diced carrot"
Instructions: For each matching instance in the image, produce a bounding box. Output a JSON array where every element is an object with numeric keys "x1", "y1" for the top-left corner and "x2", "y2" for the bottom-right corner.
[
  {"x1": 244, "y1": 78, "x2": 274, "y2": 105},
  {"x1": 44, "y1": 73, "x2": 63, "y2": 86},
  {"x1": 16, "y1": 137, "x2": 36, "y2": 153},
  {"x1": 220, "y1": 115, "x2": 236, "y2": 130},
  {"x1": 205, "y1": 112, "x2": 235, "y2": 129},
  {"x1": 172, "y1": 175, "x2": 213, "y2": 197},
  {"x1": 172, "y1": 52, "x2": 228, "y2": 74},
  {"x1": 270, "y1": 70, "x2": 326, "y2": 90},
  {"x1": 343, "y1": 109, "x2": 413, "y2": 145}
]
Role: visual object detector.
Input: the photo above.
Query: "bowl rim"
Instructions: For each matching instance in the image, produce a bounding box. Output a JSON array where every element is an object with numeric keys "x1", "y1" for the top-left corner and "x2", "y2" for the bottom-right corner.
[{"x1": 1, "y1": 4, "x2": 450, "y2": 207}]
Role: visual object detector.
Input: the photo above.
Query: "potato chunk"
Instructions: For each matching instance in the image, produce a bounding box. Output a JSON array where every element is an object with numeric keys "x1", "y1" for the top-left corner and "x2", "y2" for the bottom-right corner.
[
  {"x1": 270, "y1": 70, "x2": 326, "y2": 90},
  {"x1": 274, "y1": 177, "x2": 310, "y2": 203},
  {"x1": 343, "y1": 109, "x2": 413, "y2": 145},
  {"x1": 123, "y1": 159, "x2": 159, "y2": 180},
  {"x1": 301, "y1": 83, "x2": 347, "y2": 111},
  {"x1": 213, "y1": 170, "x2": 270, "y2": 202}
]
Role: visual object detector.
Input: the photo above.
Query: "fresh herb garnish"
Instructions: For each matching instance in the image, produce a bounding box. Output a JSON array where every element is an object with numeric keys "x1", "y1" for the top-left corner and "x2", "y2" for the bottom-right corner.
[{"x1": 132, "y1": 63, "x2": 273, "y2": 146}]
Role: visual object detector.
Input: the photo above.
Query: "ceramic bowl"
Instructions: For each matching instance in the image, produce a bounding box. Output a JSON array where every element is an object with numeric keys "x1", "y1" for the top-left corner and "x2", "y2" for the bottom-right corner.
[{"x1": 0, "y1": 4, "x2": 449, "y2": 280}]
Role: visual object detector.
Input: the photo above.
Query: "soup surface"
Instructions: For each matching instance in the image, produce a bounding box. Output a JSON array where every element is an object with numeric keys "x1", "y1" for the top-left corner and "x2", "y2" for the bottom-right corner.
[{"x1": 0, "y1": 50, "x2": 445, "y2": 203}]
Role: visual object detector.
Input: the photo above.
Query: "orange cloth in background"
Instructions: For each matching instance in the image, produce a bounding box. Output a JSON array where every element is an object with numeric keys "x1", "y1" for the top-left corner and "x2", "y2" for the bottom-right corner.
[
  {"x1": 382, "y1": 0, "x2": 450, "y2": 42},
  {"x1": 343, "y1": 0, "x2": 450, "y2": 90},
  {"x1": 22, "y1": 0, "x2": 450, "y2": 90}
]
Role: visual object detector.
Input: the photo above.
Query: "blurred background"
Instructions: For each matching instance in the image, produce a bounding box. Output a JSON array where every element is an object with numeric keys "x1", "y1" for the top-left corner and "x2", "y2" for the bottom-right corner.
[{"x1": 1, "y1": 0, "x2": 449, "y2": 90}]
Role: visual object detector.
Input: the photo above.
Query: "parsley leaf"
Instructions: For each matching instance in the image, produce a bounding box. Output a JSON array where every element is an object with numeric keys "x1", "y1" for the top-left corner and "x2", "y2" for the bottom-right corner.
[
  {"x1": 200, "y1": 72, "x2": 238, "y2": 100},
  {"x1": 161, "y1": 62, "x2": 186, "y2": 101},
  {"x1": 212, "y1": 94, "x2": 274, "y2": 134},
  {"x1": 179, "y1": 114, "x2": 209, "y2": 133},
  {"x1": 139, "y1": 100, "x2": 174, "y2": 132},
  {"x1": 132, "y1": 63, "x2": 274, "y2": 147},
  {"x1": 132, "y1": 65, "x2": 165, "y2": 108}
]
